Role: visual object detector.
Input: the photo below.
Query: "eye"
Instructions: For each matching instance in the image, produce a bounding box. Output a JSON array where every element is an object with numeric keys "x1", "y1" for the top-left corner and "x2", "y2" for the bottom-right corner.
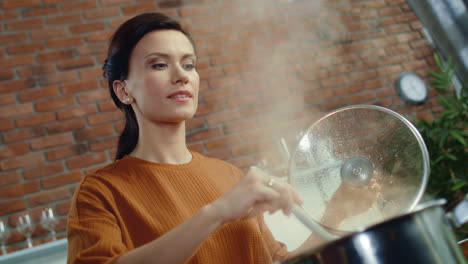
[
  {"x1": 151, "y1": 63, "x2": 167, "y2": 70},
  {"x1": 183, "y1": 62, "x2": 196, "y2": 71}
]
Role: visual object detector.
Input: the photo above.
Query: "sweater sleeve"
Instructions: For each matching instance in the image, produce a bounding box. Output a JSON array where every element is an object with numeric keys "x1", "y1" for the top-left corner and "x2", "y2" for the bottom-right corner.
[
  {"x1": 257, "y1": 214, "x2": 289, "y2": 261},
  {"x1": 67, "y1": 177, "x2": 126, "y2": 264},
  {"x1": 228, "y1": 164, "x2": 290, "y2": 261}
]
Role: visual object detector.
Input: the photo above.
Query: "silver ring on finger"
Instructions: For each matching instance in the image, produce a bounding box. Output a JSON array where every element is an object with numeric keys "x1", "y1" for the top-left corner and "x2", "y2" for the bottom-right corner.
[{"x1": 266, "y1": 178, "x2": 275, "y2": 188}]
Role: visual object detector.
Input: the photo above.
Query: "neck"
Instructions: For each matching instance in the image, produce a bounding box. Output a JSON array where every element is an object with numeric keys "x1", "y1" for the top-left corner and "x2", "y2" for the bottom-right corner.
[{"x1": 131, "y1": 120, "x2": 192, "y2": 164}]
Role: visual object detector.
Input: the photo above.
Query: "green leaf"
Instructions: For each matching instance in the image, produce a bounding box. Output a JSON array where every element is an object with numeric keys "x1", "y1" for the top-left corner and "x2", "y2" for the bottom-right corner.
[
  {"x1": 449, "y1": 130, "x2": 467, "y2": 146},
  {"x1": 445, "y1": 153, "x2": 458, "y2": 161},
  {"x1": 451, "y1": 181, "x2": 467, "y2": 191}
]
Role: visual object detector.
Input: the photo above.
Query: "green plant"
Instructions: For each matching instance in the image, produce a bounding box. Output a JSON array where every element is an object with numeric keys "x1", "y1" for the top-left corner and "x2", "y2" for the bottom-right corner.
[{"x1": 416, "y1": 53, "x2": 467, "y2": 239}]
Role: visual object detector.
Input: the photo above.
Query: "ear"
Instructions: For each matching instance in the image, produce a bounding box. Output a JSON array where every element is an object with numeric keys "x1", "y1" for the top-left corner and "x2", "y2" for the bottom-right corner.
[{"x1": 113, "y1": 80, "x2": 132, "y2": 104}]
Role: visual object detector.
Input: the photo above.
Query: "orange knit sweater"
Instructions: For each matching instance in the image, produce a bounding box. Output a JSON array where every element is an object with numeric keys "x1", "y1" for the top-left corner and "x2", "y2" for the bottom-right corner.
[{"x1": 67, "y1": 152, "x2": 288, "y2": 264}]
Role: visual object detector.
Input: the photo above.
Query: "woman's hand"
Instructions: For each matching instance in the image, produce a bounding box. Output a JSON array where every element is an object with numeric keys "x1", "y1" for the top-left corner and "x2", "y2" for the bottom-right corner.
[{"x1": 211, "y1": 167, "x2": 303, "y2": 224}]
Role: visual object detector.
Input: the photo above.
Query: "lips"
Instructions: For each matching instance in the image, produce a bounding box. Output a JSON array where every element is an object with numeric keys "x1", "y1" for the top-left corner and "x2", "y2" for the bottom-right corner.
[{"x1": 167, "y1": 90, "x2": 193, "y2": 100}]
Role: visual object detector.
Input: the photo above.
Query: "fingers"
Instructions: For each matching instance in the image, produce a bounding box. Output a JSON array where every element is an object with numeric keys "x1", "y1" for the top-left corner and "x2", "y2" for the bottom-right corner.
[{"x1": 247, "y1": 166, "x2": 303, "y2": 217}]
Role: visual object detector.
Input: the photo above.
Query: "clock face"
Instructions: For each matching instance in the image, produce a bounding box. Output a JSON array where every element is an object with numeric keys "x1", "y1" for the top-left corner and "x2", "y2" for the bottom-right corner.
[{"x1": 397, "y1": 72, "x2": 428, "y2": 104}]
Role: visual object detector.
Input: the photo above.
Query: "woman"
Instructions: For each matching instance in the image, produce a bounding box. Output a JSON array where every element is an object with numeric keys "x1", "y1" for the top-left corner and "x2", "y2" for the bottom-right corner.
[{"x1": 67, "y1": 12, "x2": 306, "y2": 264}]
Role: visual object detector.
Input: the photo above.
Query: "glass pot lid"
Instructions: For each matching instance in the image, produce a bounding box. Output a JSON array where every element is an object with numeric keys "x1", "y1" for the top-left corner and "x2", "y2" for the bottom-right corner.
[{"x1": 288, "y1": 105, "x2": 430, "y2": 232}]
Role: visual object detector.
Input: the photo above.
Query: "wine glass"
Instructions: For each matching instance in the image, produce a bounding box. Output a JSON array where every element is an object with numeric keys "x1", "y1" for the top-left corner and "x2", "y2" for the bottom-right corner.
[
  {"x1": 17, "y1": 214, "x2": 35, "y2": 248},
  {"x1": 40, "y1": 208, "x2": 58, "y2": 241},
  {"x1": 0, "y1": 220, "x2": 10, "y2": 255}
]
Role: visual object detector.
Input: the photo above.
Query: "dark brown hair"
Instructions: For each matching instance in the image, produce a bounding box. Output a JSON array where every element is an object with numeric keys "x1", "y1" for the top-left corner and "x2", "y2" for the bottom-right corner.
[{"x1": 103, "y1": 13, "x2": 194, "y2": 160}]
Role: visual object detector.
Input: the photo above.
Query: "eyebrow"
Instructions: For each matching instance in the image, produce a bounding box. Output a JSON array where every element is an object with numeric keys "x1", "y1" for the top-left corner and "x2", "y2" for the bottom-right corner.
[{"x1": 144, "y1": 52, "x2": 196, "y2": 60}]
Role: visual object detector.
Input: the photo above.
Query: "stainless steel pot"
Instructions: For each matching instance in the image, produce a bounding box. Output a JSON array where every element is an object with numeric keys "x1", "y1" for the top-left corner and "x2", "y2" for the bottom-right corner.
[{"x1": 282, "y1": 195, "x2": 468, "y2": 264}]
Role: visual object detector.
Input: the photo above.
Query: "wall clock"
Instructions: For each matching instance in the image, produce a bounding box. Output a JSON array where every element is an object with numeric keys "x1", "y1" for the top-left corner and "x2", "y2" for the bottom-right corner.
[{"x1": 396, "y1": 72, "x2": 429, "y2": 105}]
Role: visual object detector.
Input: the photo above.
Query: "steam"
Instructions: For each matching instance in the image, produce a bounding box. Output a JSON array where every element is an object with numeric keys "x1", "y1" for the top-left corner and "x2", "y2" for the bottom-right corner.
[{"x1": 199, "y1": 0, "x2": 351, "y2": 165}]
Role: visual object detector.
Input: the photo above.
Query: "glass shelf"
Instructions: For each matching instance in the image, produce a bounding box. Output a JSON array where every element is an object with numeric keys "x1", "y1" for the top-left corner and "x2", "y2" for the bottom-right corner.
[{"x1": 0, "y1": 239, "x2": 67, "y2": 264}]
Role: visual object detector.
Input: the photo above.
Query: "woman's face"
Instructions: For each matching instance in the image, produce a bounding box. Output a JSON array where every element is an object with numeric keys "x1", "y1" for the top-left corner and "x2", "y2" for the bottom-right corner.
[{"x1": 121, "y1": 30, "x2": 199, "y2": 124}]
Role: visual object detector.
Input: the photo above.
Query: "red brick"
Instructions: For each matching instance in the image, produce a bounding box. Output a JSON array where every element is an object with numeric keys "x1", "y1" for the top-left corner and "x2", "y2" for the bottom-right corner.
[
  {"x1": 0, "y1": 69, "x2": 14, "y2": 81},
  {"x1": 227, "y1": 94, "x2": 258, "y2": 107},
  {"x1": 0, "y1": 55, "x2": 34, "y2": 68},
  {"x1": 36, "y1": 50, "x2": 74, "y2": 63},
  {"x1": 38, "y1": 71, "x2": 78, "y2": 86},
  {"x1": 3, "y1": 0, "x2": 42, "y2": 9},
  {"x1": 195, "y1": 102, "x2": 225, "y2": 116},
  {"x1": 187, "y1": 127, "x2": 223, "y2": 142},
  {"x1": 320, "y1": 97, "x2": 348, "y2": 111},
  {"x1": 0, "y1": 9, "x2": 19, "y2": 20},
  {"x1": 0, "y1": 171, "x2": 21, "y2": 187},
  {"x1": 47, "y1": 118, "x2": 86, "y2": 134},
  {"x1": 84, "y1": 7, "x2": 120, "y2": 20},
  {"x1": 205, "y1": 149, "x2": 231, "y2": 160},
  {"x1": 41, "y1": 171, "x2": 83, "y2": 189},
  {"x1": 223, "y1": 118, "x2": 257, "y2": 135},
  {"x1": 30, "y1": 132, "x2": 73, "y2": 150},
  {"x1": 0, "y1": 93, "x2": 15, "y2": 105},
  {"x1": 46, "y1": 144, "x2": 87, "y2": 161},
  {"x1": 28, "y1": 187, "x2": 71, "y2": 207},
  {"x1": 6, "y1": 18, "x2": 43, "y2": 31},
  {"x1": 57, "y1": 57, "x2": 95, "y2": 71},
  {"x1": 35, "y1": 94, "x2": 75, "y2": 112},
  {"x1": 19, "y1": 86, "x2": 60, "y2": 102},
  {"x1": 0, "y1": 181, "x2": 40, "y2": 199},
  {"x1": 348, "y1": 90, "x2": 376, "y2": 104},
  {"x1": 30, "y1": 27, "x2": 67, "y2": 40},
  {"x1": 186, "y1": 117, "x2": 205, "y2": 132},
  {"x1": 74, "y1": 124, "x2": 115, "y2": 142},
  {"x1": 66, "y1": 152, "x2": 107, "y2": 170},
  {"x1": 0, "y1": 33, "x2": 27, "y2": 45},
  {"x1": 23, "y1": 162, "x2": 64, "y2": 180},
  {"x1": 0, "y1": 142, "x2": 30, "y2": 159},
  {"x1": 6, "y1": 43, "x2": 44, "y2": 55},
  {"x1": 79, "y1": 66, "x2": 103, "y2": 80},
  {"x1": 204, "y1": 135, "x2": 241, "y2": 150},
  {"x1": 0, "y1": 103, "x2": 34, "y2": 118},
  {"x1": 0, "y1": 199, "x2": 26, "y2": 215},
  {"x1": 206, "y1": 108, "x2": 241, "y2": 126},
  {"x1": 16, "y1": 112, "x2": 56, "y2": 127},
  {"x1": 22, "y1": 5, "x2": 59, "y2": 17},
  {"x1": 98, "y1": 101, "x2": 118, "y2": 112},
  {"x1": 46, "y1": 14, "x2": 82, "y2": 25},
  {"x1": 70, "y1": 22, "x2": 105, "y2": 34},
  {"x1": 89, "y1": 136, "x2": 118, "y2": 151},
  {"x1": 3, "y1": 127, "x2": 46, "y2": 143},
  {"x1": 0, "y1": 153, "x2": 44, "y2": 170},
  {"x1": 61, "y1": 80, "x2": 99, "y2": 95},
  {"x1": 76, "y1": 43, "x2": 107, "y2": 56},
  {"x1": 85, "y1": 31, "x2": 114, "y2": 43},
  {"x1": 55, "y1": 201, "x2": 71, "y2": 216},
  {"x1": 121, "y1": 3, "x2": 158, "y2": 15},
  {"x1": 77, "y1": 89, "x2": 109, "y2": 104},
  {"x1": 17, "y1": 64, "x2": 56, "y2": 77},
  {"x1": 203, "y1": 87, "x2": 236, "y2": 102},
  {"x1": 232, "y1": 143, "x2": 258, "y2": 156},
  {"x1": 47, "y1": 36, "x2": 83, "y2": 49},
  {"x1": 57, "y1": 105, "x2": 97, "y2": 120},
  {"x1": 187, "y1": 143, "x2": 204, "y2": 153},
  {"x1": 101, "y1": 0, "x2": 133, "y2": 6},
  {"x1": 62, "y1": 0, "x2": 98, "y2": 12},
  {"x1": 0, "y1": 118, "x2": 14, "y2": 131},
  {"x1": 87, "y1": 110, "x2": 123, "y2": 125}
]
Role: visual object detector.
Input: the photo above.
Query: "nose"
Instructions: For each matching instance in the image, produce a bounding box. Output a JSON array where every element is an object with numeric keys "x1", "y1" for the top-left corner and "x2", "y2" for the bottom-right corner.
[{"x1": 172, "y1": 64, "x2": 189, "y2": 85}]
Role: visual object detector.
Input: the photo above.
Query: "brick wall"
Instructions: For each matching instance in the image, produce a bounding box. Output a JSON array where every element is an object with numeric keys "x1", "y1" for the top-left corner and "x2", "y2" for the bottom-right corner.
[{"x1": 0, "y1": 0, "x2": 438, "y2": 252}]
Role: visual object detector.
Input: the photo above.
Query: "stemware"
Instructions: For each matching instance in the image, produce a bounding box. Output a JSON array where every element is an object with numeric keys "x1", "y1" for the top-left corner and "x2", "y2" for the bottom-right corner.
[
  {"x1": 0, "y1": 220, "x2": 10, "y2": 255},
  {"x1": 17, "y1": 214, "x2": 35, "y2": 248},
  {"x1": 40, "y1": 208, "x2": 58, "y2": 241}
]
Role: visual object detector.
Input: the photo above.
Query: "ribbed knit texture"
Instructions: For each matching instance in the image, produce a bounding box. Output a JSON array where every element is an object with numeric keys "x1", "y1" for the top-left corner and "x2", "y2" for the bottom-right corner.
[{"x1": 67, "y1": 152, "x2": 288, "y2": 264}]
